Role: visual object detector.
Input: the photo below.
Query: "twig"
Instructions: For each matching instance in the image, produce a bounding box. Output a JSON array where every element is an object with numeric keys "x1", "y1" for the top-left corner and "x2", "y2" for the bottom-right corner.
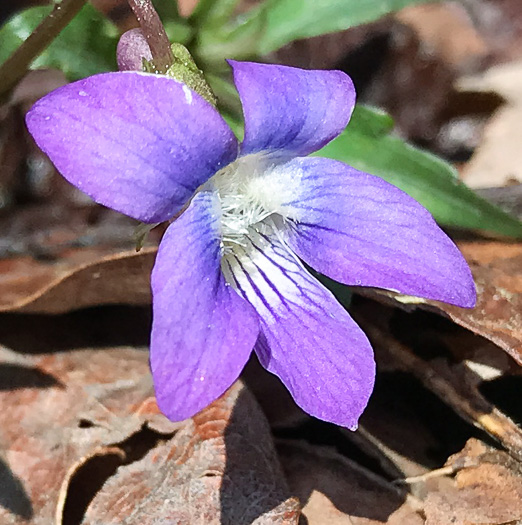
[
  {"x1": 0, "y1": 0, "x2": 88, "y2": 100},
  {"x1": 394, "y1": 466, "x2": 457, "y2": 485}
]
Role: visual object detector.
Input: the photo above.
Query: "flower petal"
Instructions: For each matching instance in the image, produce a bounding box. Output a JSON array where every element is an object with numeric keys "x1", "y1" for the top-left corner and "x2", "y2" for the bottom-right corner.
[
  {"x1": 277, "y1": 157, "x2": 476, "y2": 307},
  {"x1": 150, "y1": 191, "x2": 259, "y2": 421},
  {"x1": 222, "y1": 234, "x2": 375, "y2": 429},
  {"x1": 26, "y1": 72, "x2": 238, "y2": 223},
  {"x1": 229, "y1": 60, "x2": 355, "y2": 158}
]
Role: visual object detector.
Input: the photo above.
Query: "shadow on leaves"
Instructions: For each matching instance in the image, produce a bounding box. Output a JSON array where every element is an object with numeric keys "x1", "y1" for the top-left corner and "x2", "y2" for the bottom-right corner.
[{"x1": 0, "y1": 457, "x2": 33, "y2": 520}]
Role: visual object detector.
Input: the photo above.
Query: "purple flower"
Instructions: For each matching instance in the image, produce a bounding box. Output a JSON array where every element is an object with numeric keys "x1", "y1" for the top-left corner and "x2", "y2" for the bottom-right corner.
[{"x1": 25, "y1": 61, "x2": 475, "y2": 429}]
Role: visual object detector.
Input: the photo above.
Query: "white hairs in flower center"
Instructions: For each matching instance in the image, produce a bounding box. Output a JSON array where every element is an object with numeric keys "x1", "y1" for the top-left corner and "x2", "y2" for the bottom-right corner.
[{"x1": 211, "y1": 153, "x2": 297, "y2": 253}]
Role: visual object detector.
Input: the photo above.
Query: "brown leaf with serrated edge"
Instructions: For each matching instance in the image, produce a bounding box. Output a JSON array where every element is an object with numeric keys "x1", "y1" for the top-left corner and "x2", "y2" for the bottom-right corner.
[
  {"x1": 425, "y1": 438, "x2": 522, "y2": 525},
  {"x1": 0, "y1": 247, "x2": 156, "y2": 313},
  {"x1": 80, "y1": 381, "x2": 300, "y2": 525},
  {"x1": 279, "y1": 441, "x2": 423, "y2": 525},
  {"x1": 0, "y1": 340, "x2": 177, "y2": 525}
]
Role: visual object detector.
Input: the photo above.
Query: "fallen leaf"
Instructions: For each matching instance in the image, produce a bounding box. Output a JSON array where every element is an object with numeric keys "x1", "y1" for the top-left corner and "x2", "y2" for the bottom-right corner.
[
  {"x1": 429, "y1": 240, "x2": 522, "y2": 366},
  {"x1": 0, "y1": 247, "x2": 156, "y2": 313},
  {"x1": 425, "y1": 438, "x2": 522, "y2": 524},
  {"x1": 80, "y1": 381, "x2": 300, "y2": 525},
  {"x1": 352, "y1": 297, "x2": 522, "y2": 462},
  {"x1": 177, "y1": 0, "x2": 199, "y2": 17},
  {"x1": 0, "y1": 342, "x2": 173, "y2": 524},
  {"x1": 359, "y1": 239, "x2": 522, "y2": 367},
  {"x1": 397, "y1": 3, "x2": 489, "y2": 69},
  {"x1": 459, "y1": 61, "x2": 522, "y2": 188}
]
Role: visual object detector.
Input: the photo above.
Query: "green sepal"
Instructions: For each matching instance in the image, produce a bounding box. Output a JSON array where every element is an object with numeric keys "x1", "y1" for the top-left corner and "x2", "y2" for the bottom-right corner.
[{"x1": 144, "y1": 43, "x2": 217, "y2": 107}]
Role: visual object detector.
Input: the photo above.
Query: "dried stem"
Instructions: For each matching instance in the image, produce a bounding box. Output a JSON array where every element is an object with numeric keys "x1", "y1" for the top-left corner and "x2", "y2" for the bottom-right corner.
[
  {"x1": 127, "y1": 0, "x2": 174, "y2": 73},
  {"x1": 0, "y1": 0, "x2": 88, "y2": 100}
]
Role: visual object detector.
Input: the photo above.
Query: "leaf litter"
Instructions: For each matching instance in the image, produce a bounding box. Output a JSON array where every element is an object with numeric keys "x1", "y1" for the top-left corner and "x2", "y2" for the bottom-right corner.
[{"x1": 2, "y1": 0, "x2": 522, "y2": 523}]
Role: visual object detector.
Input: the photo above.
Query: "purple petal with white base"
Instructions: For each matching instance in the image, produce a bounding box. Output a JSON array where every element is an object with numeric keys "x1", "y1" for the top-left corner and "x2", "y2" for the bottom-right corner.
[
  {"x1": 230, "y1": 61, "x2": 355, "y2": 158},
  {"x1": 223, "y1": 234, "x2": 375, "y2": 429},
  {"x1": 26, "y1": 72, "x2": 238, "y2": 223},
  {"x1": 277, "y1": 157, "x2": 476, "y2": 307},
  {"x1": 150, "y1": 191, "x2": 259, "y2": 421}
]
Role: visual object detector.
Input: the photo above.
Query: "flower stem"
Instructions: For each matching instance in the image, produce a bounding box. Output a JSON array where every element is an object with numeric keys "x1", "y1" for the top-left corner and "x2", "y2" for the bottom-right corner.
[
  {"x1": 126, "y1": 0, "x2": 174, "y2": 74},
  {"x1": 0, "y1": 0, "x2": 87, "y2": 100}
]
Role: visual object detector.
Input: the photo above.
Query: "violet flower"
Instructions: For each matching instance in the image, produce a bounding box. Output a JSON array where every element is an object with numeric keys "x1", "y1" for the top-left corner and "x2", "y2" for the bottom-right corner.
[{"x1": 26, "y1": 61, "x2": 475, "y2": 429}]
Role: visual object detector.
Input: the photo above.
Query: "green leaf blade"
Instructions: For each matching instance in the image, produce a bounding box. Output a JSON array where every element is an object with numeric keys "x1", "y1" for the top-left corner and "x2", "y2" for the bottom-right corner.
[
  {"x1": 251, "y1": 0, "x2": 431, "y2": 55},
  {"x1": 0, "y1": 4, "x2": 117, "y2": 80}
]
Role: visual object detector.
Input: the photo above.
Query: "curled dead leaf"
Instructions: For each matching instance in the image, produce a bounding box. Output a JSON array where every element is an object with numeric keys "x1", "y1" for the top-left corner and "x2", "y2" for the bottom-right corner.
[
  {"x1": 0, "y1": 247, "x2": 156, "y2": 314},
  {"x1": 430, "y1": 240, "x2": 522, "y2": 366},
  {"x1": 80, "y1": 382, "x2": 300, "y2": 525},
  {"x1": 425, "y1": 438, "x2": 522, "y2": 525},
  {"x1": 0, "y1": 339, "x2": 179, "y2": 524}
]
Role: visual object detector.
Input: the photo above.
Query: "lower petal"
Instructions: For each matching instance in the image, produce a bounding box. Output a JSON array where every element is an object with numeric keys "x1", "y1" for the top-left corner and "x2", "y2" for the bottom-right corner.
[
  {"x1": 223, "y1": 234, "x2": 375, "y2": 429},
  {"x1": 150, "y1": 192, "x2": 259, "y2": 421},
  {"x1": 276, "y1": 157, "x2": 476, "y2": 308}
]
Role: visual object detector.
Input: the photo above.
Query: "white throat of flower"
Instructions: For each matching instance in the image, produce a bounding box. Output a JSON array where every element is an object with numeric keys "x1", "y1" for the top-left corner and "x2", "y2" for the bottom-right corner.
[{"x1": 210, "y1": 153, "x2": 298, "y2": 255}]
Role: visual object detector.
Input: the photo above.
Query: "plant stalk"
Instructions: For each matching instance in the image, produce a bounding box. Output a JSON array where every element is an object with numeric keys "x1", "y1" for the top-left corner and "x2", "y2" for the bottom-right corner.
[
  {"x1": 126, "y1": 0, "x2": 174, "y2": 73},
  {"x1": 0, "y1": 0, "x2": 87, "y2": 99}
]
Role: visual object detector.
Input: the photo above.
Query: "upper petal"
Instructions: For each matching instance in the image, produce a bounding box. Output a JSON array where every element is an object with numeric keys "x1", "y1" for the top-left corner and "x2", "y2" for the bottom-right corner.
[
  {"x1": 26, "y1": 72, "x2": 238, "y2": 223},
  {"x1": 222, "y1": 234, "x2": 375, "y2": 429},
  {"x1": 229, "y1": 60, "x2": 355, "y2": 158},
  {"x1": 277, "y1": 157, "x2": 476, "y2": 307},
  {"x1": 150, "y1": 191, "x2": 259, "y2": 421}
]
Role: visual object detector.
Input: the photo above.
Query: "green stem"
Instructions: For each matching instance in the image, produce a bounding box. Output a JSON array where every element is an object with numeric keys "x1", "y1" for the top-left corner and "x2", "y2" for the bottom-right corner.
[{"x1": 0, "y1": 0, "x2": 87, "y2": 99}]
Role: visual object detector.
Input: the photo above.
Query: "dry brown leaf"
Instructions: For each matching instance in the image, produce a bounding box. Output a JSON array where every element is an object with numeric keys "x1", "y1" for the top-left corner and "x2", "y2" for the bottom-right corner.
[
  {"x1": 460, "y1": 61, "x2": 522, "y2": 188},
  {"x1": 0, "y1": 247, "x2": 156, "y2": 313},
  {"x1": 459, "y1": 0, "x2": 522, "y2": 63},
  {"x1": 81, "y1": 381, "x2": 300, "y2": 525},
  {"x1": 279, "y1": 441, "x2": 424, "y2": 525},
  {"x1": 352, "y1": 297, "x2": 522, "y2": 461},
  {"x1": 425, "y1": 438, "x2": 522, "y2": 525},
  {"x1": 177, "y1": 0, "x2": 199, "y2": 17},
  {"x1": 428, "y1": 240, "x2": 522, "y2": 366},
  {"x1": 363, "y1": 239, "x2": 522, "y2": 367},
  {"x1": 0, "y1": 332, "x2": 297, "y2": 524},
  {"x1": 0, "y1": 343, "x2": 175, "y2": 524},
  {"x1": 397, "y1": 3, "x2": 489, "y2": 69}
]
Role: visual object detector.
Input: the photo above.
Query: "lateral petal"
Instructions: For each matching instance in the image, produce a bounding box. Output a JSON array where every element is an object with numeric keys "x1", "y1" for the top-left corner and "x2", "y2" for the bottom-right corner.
[
  {"x1": 278, "y1": 157, "x2": 476, "y2": 307},
  {"x1": 150, "y1": 191, "x2": 259, "y2": 421},
  {"x1": 26, "y1": 72, "x2": 238, "y2": 223}
]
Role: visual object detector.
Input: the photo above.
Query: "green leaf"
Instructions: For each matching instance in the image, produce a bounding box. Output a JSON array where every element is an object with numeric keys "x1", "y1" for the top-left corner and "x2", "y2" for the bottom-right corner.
[
  {"x1": 246, "y1": 0, "x2": 431, "y2": 55},
  {"x1": 191, "y1": 0, "x2": 242, "y2": 27},
  {"x1": 152, "y1": 0, "x2": 193, "y2": 44},
  {"x1": 194, "y1": 12, "x2": 265, "y2": 70},
  {"x1": 315, "y1": 105, "x2": 522, "y2": 238},
  {"x1": 0, "y1": 4, "x2": 117, "y2": 80}
]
